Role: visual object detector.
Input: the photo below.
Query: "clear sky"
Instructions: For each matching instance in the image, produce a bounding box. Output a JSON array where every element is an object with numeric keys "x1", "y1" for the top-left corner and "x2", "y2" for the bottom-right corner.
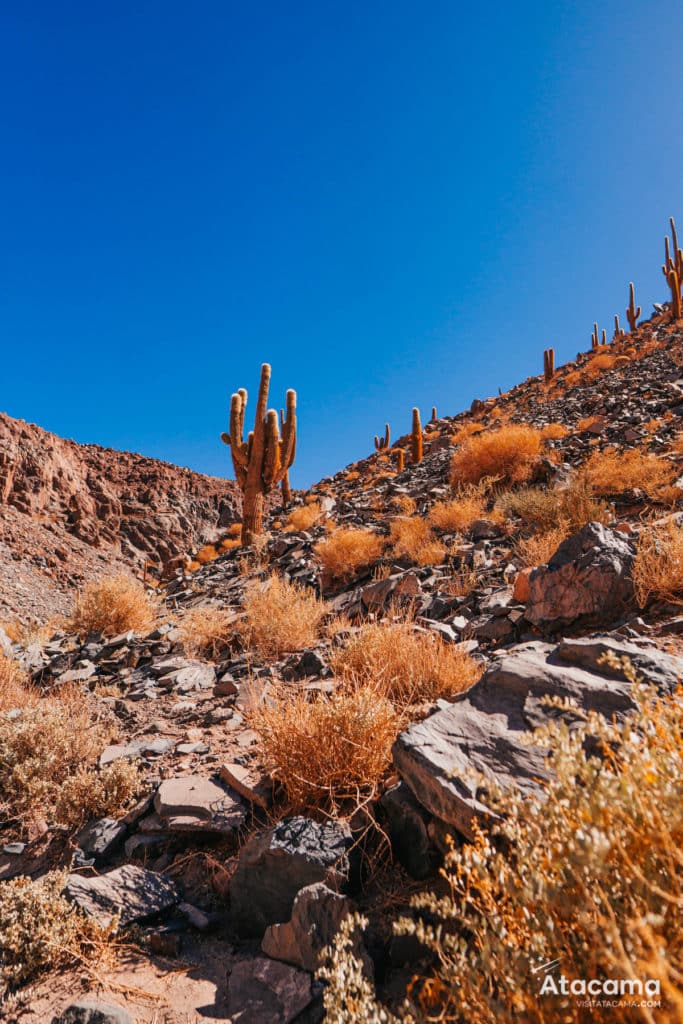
[{"x1": 2, "y1": 2, "x2": 682, "y2": 488}]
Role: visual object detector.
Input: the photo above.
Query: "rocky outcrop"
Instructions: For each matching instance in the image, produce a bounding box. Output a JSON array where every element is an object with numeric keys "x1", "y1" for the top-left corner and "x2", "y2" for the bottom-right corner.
[
  {"x1": 0, "y1": 411, "x2": 240, "y2": 620},
  {"x1": 525, "y1": 522, "x2": 636, "y2": 629}
]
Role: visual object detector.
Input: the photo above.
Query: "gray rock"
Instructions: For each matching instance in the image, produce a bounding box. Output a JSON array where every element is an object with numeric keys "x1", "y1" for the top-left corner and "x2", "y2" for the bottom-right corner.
[
  {"x1": 154, "y1": 775, "x2": 246, "y2": 835},
  {"x1": 52, "y1": 998, "x2": 132, "y2": 1024},
  {"x1": 526, "y1": 522, "x2": 635, "y2": 628},
  {"x1": 230, "y1": 817, "x2": 353, "y2": 938},
  {"x1": 74, "y1": 818, "x2": 126, "y2": 863},
  {"x1": 226, "y1": 956, "x2": 312, "y2": 1024},
  {"x1": 261, "y1": 883, "x2": 352, "y2": 972},
  {"x1": 557, "y1": 635, "x2": 682, "y2": 693},
  {"x1": 378, "y1": 782, "x2": 433, "y2": 879},
  {"x1": 65, "y1": 864, "x2": 179, "y2": 926}
]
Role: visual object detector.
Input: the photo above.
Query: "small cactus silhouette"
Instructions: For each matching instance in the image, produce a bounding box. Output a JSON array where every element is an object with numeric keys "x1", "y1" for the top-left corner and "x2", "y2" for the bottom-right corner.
[
  {"x1": 374, "y1": 424, "x2": 391, "y2": 451},
  {"x1": 626, "y1": 283, "x2": 641, "y2": 333},
  {"x1": 543, "y1": 347, "x2": 555, "y2": 382},
  {"x1": 411, "y1": 408, "x2": 423, "y2": 463}
]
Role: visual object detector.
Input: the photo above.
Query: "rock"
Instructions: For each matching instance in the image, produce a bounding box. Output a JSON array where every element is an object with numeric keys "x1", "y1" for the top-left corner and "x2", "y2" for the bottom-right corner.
[
  {"x1": 557, "y1": 635, "x2": 682, "y2": 694},
  {"x1": 261, "y1": 882, "x2": 352, "y2": 972},
  {"x1": 513, "y1": 567, "x2": 532, "y2": 603},
  {"x1": 220, "y1": 762, "x2": 273, "y2": 809},
  {"x1": 378, "y1": 782, "x2": 434, "y2": 879},
  {"x1": 74, "y1": 818, "x2": 127, "y2": 863},
  {"x1": 52, "y1": 998, "x2": 132, "y2": 1024},
  {"x1": 230, "y1": 817, "x2": 353, "y2": 938},
  {"x1": 393, "y1": 638, "x2": 660, "y2": 839},
  {"x1": 65, "y1": 864, "x2": 179, "y2": 926},
  {"x1": 226, "y1": 956, "x2": 313, "y2": 1024},
  {"x1": 526, "y1": 522, "x2": 636, "y2": 628},
  {"x1": 154, "y1": 775, "x2": 247, "y2": 834}
]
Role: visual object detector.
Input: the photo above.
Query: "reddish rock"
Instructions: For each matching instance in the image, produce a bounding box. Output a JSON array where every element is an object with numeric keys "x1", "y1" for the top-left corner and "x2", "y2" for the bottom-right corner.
[{"x1": 512, "y1": 567, "x2": 533, "y2": 603}]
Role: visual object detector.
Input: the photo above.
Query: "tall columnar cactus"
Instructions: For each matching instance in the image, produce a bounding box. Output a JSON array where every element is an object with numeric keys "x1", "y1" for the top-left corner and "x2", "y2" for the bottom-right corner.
[
  {"x1": 431, "y1": 406, "x2": 438, "y2": 422},
  {"x1": 374, "y1": 424, "x2": 391, "y2": 451},
  {"x1": 411, "y1": 408, "x2": 423, "y2": 463},
  {"x1": 591, "y1": 323, "x2": 600, "y2": 350},
  {"x1": 626, "y1": 282, "x2": 641, "y2": 333},
  {"x1": 669, "y1": 269, "x2": 682, "y2": 321},
  {"x1": 543, "y1": 347, "x2": 555, "y2": 382},
  {"x1": 601, "y1": 328, "x2": 607, "y2": 346},
  {"x1": 279, "y1": 408, "x2": 295, "y2": 507},
  {"x1": 395, "y1": 448, "x2": 405, "y2": 472},
  {"x1": 663, "y1": 217, "x2": 683, "y2": 317},
  {"x1": 612, "y1": 314, "x2": 625, "y2": 341},
  {"x1": 220, "y1": 363, "x2": 297, "y2": 545}
]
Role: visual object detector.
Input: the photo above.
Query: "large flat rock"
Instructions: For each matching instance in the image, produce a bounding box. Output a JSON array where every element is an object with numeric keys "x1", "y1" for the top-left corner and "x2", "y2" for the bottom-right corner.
[
  {"x1": 65, "y1": 864, "x2": 179, "y2": 926},
  {"x1": 393, "y1": 637, "x2": 683, "y2": 839}
]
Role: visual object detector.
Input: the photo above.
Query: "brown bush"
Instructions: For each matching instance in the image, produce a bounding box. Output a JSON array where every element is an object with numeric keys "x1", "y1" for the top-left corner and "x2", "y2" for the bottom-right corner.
[
  {"x1": 196, "y1": 544, "x2": 219, "y2": 564},
  {"x1": 239, "y1": 574, "x2": 325, "y2": 658},
  {"x1": 514, "y1": 524, "x2": 569, "y2": 568},
  {"x1": 389, "y1": 518, "x2": 446, "y2": 566},
  {"x1": 498, "y1": 475, "x2": 609, "y2": 534},
  {"x1": 428, "y1": 485, "x2": 488, "y2": 532},
  {"x1": 68, "y1": 574, "x2": 158, "y2": 637},
  {"x1": 632, "y1": 519, "x2": 683, "y2": 607},
  {"x1": 331, "y1": 620, "x2": 482, "y2": 707},
  {"x1": 179, "y1": 606, "x2": 236, "y2": 659},
  {"x1": 247, "y1": 683, "x2": 399, "y2": 811},
  {"x1": 0, "y1": 655, "x2": 35, "y2": 713},
  {"x1": 284, "y1": 502, "x2": 323, "y2": 532},
  {"x1": 450, "y1": 425, "x2": 543, "y2": 486},
  {"x1": 314, "y1": 528, "x2": 385, "y2": 586},
  {"x1": 539, "y1": 422, "x2": 569, "y2": 440},
  {"x1": 583, "y1": 448, "x2": 675, "y2": 498}
]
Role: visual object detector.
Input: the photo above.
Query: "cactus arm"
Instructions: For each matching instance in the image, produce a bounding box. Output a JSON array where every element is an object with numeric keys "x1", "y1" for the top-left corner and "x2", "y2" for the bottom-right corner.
[{"x1": 263, "y1": 409, "x2": 282, "y2": 488}]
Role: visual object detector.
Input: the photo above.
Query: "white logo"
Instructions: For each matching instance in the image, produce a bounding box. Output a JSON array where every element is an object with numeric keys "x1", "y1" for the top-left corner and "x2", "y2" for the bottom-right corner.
[{"x1": 531, "y1": 958, "x2": 661, "y2": 1009}]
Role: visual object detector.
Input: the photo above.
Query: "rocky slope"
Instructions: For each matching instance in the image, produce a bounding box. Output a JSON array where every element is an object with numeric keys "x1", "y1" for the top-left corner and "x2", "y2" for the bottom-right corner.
[
  {"x1": 0, "y1": 413, "x2": 240, "y2": 623},
  {"x1": 3, "y1": 308, "x2": 683, "y2": 1021}
]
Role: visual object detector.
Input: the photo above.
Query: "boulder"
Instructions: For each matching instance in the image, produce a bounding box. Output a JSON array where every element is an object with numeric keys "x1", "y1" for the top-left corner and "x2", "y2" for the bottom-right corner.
[
  {"x1": 74, "y1": 818, "x2": 126, "y2": 864},
  {"x1": 52, "y1": 999, "x2": 132, "y2": 1024},
  {"x1": 65, "y1": 864, "x2": 179, "y2": 926},
  {"x1": 230, "y1": 817, "x2": 353, "y2": 938},
  {"x1": 377, "y1": 782, "x2": 434, "y2": 879},
  {"x1": 154, "y1": 775, "x2": 247, "y2": 834},
  {"x1": 261, "y1": 882, "x2": 352, "y2": 972},
  {"x1": 226, "y1": 956, "x2": 313, "y2": 1024},
  {"x1": 525, "y1": 522, "x2": 636, "y2": 628}
]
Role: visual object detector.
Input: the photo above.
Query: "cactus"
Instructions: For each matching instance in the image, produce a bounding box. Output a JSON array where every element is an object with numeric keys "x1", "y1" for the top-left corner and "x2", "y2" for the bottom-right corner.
[
  {"x1": 279, "y1": 408, "x2": 294, "y2": 507},
  {"x1": 374, "y1": 424, "x2": 391, "y2": 451},
  {"x1": 601, "y1": 328, "x2": 607, "y2": 346},
  {"x1": 543, "y1": 347, "x2": 555, "y2": 382},
  {"x1": 626, "y1": 282, "x2": 641, "y2": 333},
  {"x1": 395, "y1": 448, "x2": 405, "y2": 472},
  {"x1": 431, "y1": 406, "x2": 437, "y2": 422},
  {"x1": 411, "y1": 408, "x2": 423, "y2": 463},
  {"x1": 612, "y1": 314, "x2": 625, "y2": 341},
  {"x1": 220, "y1": 363, "x2": 297, "y2": 545},
  {"x1": 669, "y1": 268, "x2": 682, "y2": 321},
  {"x1": 591, "y1": 323, "x2": 599, "y2": 349}
]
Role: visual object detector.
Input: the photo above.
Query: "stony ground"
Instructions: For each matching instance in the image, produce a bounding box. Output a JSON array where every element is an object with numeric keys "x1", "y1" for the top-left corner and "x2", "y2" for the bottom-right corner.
[{"x1": 3, "y1": 310, "x2": 683, "y2": 1023}]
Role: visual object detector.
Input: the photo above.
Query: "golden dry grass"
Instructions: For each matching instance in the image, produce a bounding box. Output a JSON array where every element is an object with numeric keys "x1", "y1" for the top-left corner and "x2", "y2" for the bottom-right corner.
[
  {"x1": 428, "y1": 484, "x2": 488, "y2": 532},
  {"x1": 179, "y1": 606, "x2": 236, "y2": 659},
  {"x1": 448, "y1": 422, "x2": 486, "y2": 446},
  {"x1": 497, "y1": 475, "x2": 609, "y2": 534},
  {"x1": 68, "y1": 574, "x2": 158, "y2": 638},
  {"x1": 514, "y1": 524, "x2": 569, "y2": 568},
  {"x1": 330, "y1": 620, "x2": 482, "y2": 707},
  {"x1": 388, "y1": 517, "x2": 447, "y2": 566},
  {"x1": 539, "y1": 422, "x2": 569, "y2": 440},
  {"x1": 239, "y1": 574, "x2": 325, "y2": 657},
  {"x1": 632, "y1": 519, "x2": 683, "y2": 607},
  {"x1": 196, "y1": 544, "x2": 219, "y2": 564},
  {"x1": 247, "y1": 683, "x2": 399, "y2": 810},
  {"x1": 0, "y1": 682, "x2": 138, "y2": 829},
  {"x1": 314, "y1": 528, "x2": 385, "y2": 586},
  {"x1": 450, "y1": 425, "x2": 543, "y2": 486},
  {"x1": 284, "y1": 502, "x2": 323, "y2": 532},
  {"x1": 583, "y1": 448, "x2": 676, "y2": 498},
  {"x1": 220, "y1": 537, "x2": 242, "y2": 552},
  {"x1": 0, "y1": 655, "x2": 36, "y2": 713}
]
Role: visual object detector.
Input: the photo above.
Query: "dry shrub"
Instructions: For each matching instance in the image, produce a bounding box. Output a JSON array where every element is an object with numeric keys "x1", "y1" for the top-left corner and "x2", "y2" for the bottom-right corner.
[
  {"x1": 428, "y1": 485, "x2": 488, "y2": 532},
  {"x1": 632, "y1": 519, "x2": 683, "y2": 607},
  {"x1": 514, "y1": 524, "x2": 569, "y2": 568},
  {"x1": 0, "y1": 686, "x2": 138, "y2": 829},
  {"x1": 179, "y1": 606, "x2": 236, "y2": 659},
  {"x1": 196, "y1": 544, "x2": 219, "y2": 564},
  {"x1": 498, "y1": 475, "x2": 608, "y2": 534},
  {"x1": 390, "y1": 494, "x2": 417, "y2": 515},
  {"x1": 539, "y1": 422, "x2": 569, "y2": 440},
  {"x1": 321, "y1": 669, "x2": 683, "y2": 1023},
  {"x1": 239, "y1": 574, "x2": 325, "y2": 657},
  {"x1": 226, "y1": 522, "x2": 243, "y2": 537},
  {"x1": 186, "y1": 559, "x2": 201, "y2": 572},
  {"x1": 220, "y1": 537, "x2": 241, "y2": 552},
  {"x1": 284, "y1": 502, "x2": 323, "y2": 532},
  {"x1": 586, "y1": 352, "x2": 617, "y2": 374},
  {"x1": 247, "y1": 683, "x2": 399, "y2": 810},
  {"x1": 449, "y1": 422, "x2": 486, "y2": 446},
  {"x1": 68, "y1": 574, "x2": 158, "y2": 638},
  {"x1": 0, "y1": 870, "x2": 117, "y2": 992},
  {"x1": 583, "y1": 448, "x2": 675, "y2": 497},
  {"x1": 0, "y1": 655, "x2": 35, "y2": 713},
  {"x1": 450, "y1": 425, "x2": 543, "y2": 486},
  {"x1": 445, "y1": 568, "x2": 478, "y2": 597},
  {"x1": 389, "y1": 518, "x2": 446, "y2": 566},
  {"x1": 331, "y1": 621, "x2": 481, "y2": 706},
  {"x1": 314, "y1": 528, "x2": 385, "y2": 586}
]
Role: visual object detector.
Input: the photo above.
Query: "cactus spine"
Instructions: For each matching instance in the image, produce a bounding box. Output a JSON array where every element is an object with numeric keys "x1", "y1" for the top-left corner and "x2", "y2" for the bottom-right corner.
[
  {"x1": 374, "y1": 424, "x2": 391, "y2": 451},
  {"x1": 411, "y1": 408, "x2": 423, "y2": 463},
  {"x1": 626, "y1": 282, "x2": 641, "y2": 333},
  {"x1": 543, "y1": 347, "x2": 555, "y2": 381},
  {"x1": 220, "y1": 363, "x2": 297, "y2": 545}
]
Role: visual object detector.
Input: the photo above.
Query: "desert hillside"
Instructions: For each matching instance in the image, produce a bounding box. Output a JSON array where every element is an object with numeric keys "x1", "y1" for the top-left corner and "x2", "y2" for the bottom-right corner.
[{"x1": 2, "y1": 263, "x2": 683, "y2": 1022}]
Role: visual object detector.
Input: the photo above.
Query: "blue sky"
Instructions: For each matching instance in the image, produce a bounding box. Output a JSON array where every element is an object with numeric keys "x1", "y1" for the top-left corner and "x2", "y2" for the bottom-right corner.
[{"x1": 2, "y1": 2, "x2": 682, "y2": 487}]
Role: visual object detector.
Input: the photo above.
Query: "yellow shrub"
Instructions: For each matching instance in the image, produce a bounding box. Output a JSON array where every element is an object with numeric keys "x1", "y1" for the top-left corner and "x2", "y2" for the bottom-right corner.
[
  {"x1": 68, "y1": 575, "x2": 158, "y2": 637},
  {"x1": 314, "y1": 528, "x2": 385, "y2": 586},
  {"x1": 428, "y1": 485, "x2": 488, "y2": 532},
  {"x1": 284, "y1": 502, "x2": 323, "y2": 532},
  {"x1": 539, "y1": 422, "x2": 569, "y2": 440},
  {"x1": 450, "y1": 425, "x2": 543, "y2": 486},
  {"x1": 514, "y1": 524, "x2": 569, "y2": 568},
  {"x1": 632, "y1": 519, "x2": 683, "y2": 607},
  {"x1": 389, "y1": 517, "x2": 446, "y2": 566},
  {"x1": 179, "y1": 606, "x2": 236, "y2": 659},
  {"x1": 239, "y1": 574, "x2": 325, "y2": 657},
  {"x1": 583, "y1": 448, "x2": 675, "y2": 498}
]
